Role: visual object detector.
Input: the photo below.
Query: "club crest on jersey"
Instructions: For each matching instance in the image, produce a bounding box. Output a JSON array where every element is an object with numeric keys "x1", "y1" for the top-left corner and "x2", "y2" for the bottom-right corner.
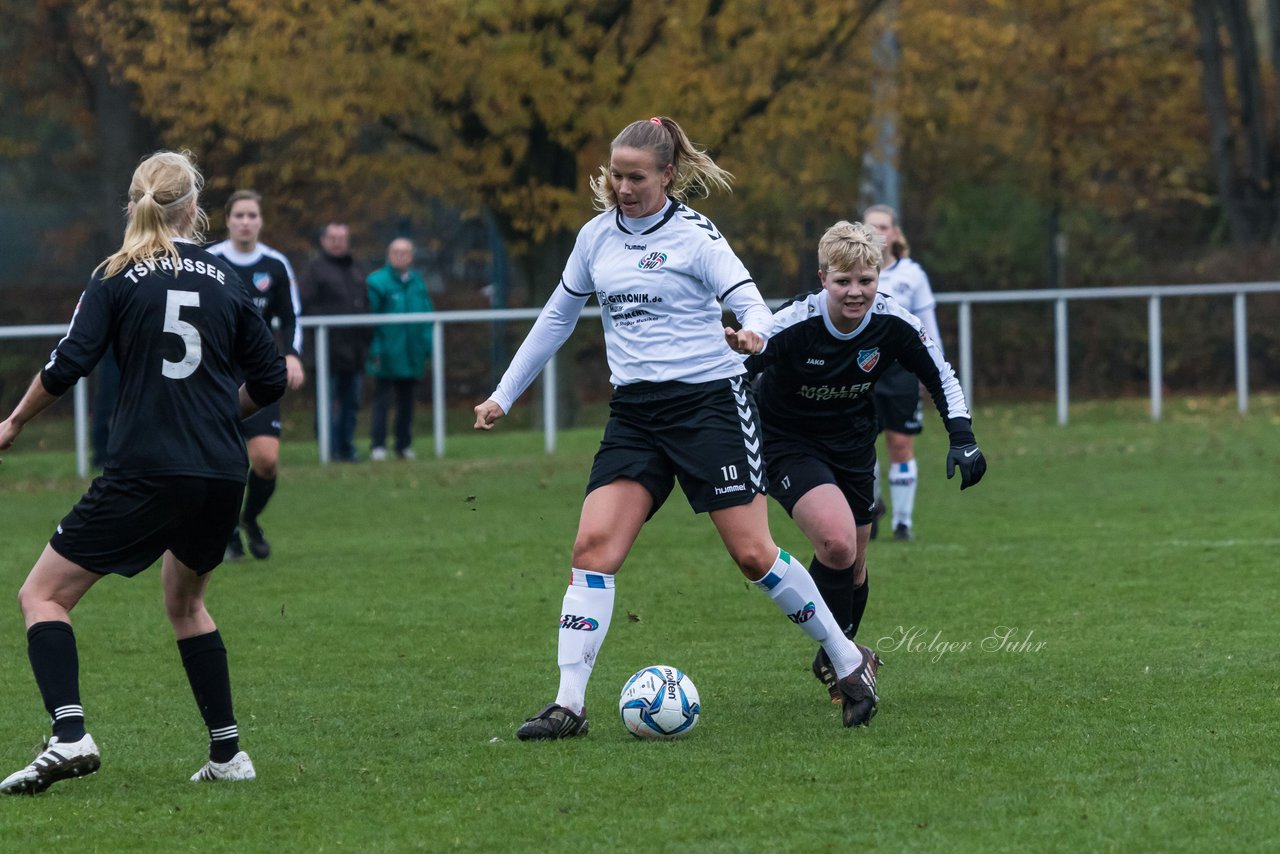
[
  {"x1": 637, "y1": 252, "x2": 667, "y2": 270},
  {"x1": 252, "y1": 272, "x2": 272, "y2": 292},
  {"x1": 857, "y1": 348, "x2": 881, "y2": 372}
]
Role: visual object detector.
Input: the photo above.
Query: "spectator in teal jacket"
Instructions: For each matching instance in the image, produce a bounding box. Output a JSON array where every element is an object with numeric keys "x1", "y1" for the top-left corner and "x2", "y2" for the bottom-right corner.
[{"x1": 366, "y1": 238, "x2": 433, "y2": 460}]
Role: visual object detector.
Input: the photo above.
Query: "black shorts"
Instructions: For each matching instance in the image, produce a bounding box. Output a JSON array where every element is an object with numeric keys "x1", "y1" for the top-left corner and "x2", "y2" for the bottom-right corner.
[
  {"x1": 240, "y1": 400, "x2": 282, "y2": 440},
  {"x1": 586, "y1": 377, "x2": 766, "y2": 516},
  {"x1": 50, "y1": 476, "x2": 245, "y2": 577},
  {"x1": 874, "y1": 387, "x2": 924, "y2": 435},
  {"x1": 765, "y1": 435, "x2": 877, "y2": 525}
]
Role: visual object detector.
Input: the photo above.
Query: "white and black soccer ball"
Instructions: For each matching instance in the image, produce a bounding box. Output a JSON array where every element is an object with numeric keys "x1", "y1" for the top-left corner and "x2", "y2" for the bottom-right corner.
[{"x1": 619, "y1": 665, "x2": 700, "y2": 740}]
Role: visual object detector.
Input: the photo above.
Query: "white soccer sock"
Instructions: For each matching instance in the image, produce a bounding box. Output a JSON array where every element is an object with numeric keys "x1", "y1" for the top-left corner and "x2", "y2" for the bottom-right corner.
[
  {"x1": 753, "y1": 549, "x2": 863, "y2": 678},
  {"x1": 889, "y1": 458, "x2": 918, "y2": 528},
  {"x1": 553, "y1": 569, "x2": 615, "y2": 714}
]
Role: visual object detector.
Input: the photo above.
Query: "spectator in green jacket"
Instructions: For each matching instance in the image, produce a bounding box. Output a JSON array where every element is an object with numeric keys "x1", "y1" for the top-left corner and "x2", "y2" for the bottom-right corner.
[{"x1": 366, "y1": 238, "x2": 433, "y2": 461}]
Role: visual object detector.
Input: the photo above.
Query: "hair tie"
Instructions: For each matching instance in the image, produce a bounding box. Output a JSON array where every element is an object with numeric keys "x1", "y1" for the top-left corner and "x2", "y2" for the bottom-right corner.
[{"x1": 648, "y1": 116, "x2": 663, "y2": 126}]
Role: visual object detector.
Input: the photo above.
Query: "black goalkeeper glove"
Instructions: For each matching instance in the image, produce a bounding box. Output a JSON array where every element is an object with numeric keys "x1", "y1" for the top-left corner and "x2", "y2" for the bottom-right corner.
[{"x1": 946, "y1": 431, "x2": 987, "y2": 491}]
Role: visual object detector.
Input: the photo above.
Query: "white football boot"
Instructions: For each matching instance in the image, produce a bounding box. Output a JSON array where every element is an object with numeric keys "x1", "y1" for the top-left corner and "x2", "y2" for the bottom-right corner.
[
  {"x1": 190, "y1": 750, "x2": 256, "y2": 782},
  {"x1": 0, "y1": 734, "x2": 101, "y2": 795}
]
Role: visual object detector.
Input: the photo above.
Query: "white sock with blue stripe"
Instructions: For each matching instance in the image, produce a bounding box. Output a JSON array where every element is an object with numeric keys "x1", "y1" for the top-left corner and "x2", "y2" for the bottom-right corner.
[
  {"x1": 553, "y1": 569, "x2": 615, "y2": 714},
  {"x1": 889, "y1": 458, "x2": 917, "y2": 528},
  {"x1": 753, "y1": 549, "x2": 863, "y2": 677}
]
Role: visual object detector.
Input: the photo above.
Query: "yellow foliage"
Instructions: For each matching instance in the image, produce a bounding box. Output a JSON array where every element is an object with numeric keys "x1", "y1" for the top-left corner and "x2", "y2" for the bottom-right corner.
[{"x1": 76, "y1": 0, "x2": 1206, "y2": 285}]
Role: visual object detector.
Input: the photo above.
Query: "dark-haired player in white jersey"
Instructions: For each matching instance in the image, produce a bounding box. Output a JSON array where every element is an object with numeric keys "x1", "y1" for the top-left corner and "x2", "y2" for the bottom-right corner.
[
  {"x1": 747, "y1": 220, "x2": 986, "y2": 709},
  {"x1": 208, "y1": 189, "x2": 306, "y2": 561},
  {"x1": 863, "y1": 204, "x2": 942, "y2": 541},
  {"x1": 475, "y1": 116, "x2": 881, "y2": 738},
  {"x1": 0, "y1": 151, "x2": 286, "y2": 794}
]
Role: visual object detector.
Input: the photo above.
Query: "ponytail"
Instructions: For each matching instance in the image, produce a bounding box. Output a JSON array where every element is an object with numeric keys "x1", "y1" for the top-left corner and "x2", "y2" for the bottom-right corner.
[
  {"x1": 97, "y1": 150, "x2": 209, "y2": 278},
  {"x1": 591, "y1": 116, "x2": 734, "y2": 212}
]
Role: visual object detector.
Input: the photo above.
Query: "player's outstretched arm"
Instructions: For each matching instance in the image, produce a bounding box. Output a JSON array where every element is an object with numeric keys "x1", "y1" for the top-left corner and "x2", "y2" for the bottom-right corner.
[
  {"x1": 474, "y1": 399, "x2": 506, "y2": 431},
  {"x1": 0, "y1": 373, "x2": 61, "y2": 459},
  {"x1": 945, "y1": 428, "x2": 987, "y2": 491}
]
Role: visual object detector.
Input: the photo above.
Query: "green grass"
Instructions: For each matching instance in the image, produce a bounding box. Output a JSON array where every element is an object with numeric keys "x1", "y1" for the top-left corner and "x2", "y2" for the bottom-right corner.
[{"x1": 1, "y1": 395, "x2": 1278, "y2": 851}]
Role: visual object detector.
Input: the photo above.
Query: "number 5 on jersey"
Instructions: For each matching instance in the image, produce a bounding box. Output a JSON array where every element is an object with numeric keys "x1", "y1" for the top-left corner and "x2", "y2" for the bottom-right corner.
[{"x1": 163, "y1": 290, "x2": 202, "y2": 379}]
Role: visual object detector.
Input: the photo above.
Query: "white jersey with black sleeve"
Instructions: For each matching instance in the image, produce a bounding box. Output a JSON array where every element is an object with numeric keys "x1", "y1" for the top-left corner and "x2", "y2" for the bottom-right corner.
[
  {"x1": 875, "y1": 256, "x2": 942, "y2": 396},
  {"x1": 490, "y1": 199, "x2": 772, "y2": 413}
]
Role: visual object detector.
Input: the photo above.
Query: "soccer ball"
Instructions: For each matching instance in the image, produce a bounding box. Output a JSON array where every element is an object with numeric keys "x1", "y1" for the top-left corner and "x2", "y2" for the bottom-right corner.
[{"x1": 618, "y1": 665, "x2": 700, "y2": 740}]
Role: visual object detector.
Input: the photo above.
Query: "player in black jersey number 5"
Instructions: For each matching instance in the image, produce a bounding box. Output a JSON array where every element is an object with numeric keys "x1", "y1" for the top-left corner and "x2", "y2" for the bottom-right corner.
[
  {"x1": 476, "y1": 117, "x2": 881, "y2": 738},
  {"x1": 0, "y1": 151, "x2": 287, "y2": 794},
  {"x1": 747, "y1": 220, "x2": 986, "y2": 709}
]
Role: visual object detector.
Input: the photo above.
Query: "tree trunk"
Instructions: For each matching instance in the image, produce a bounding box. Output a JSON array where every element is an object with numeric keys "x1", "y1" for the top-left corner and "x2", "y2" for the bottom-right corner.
[{"x1": 1193, "y1": 0, "x2": 1260, "y2": 243}]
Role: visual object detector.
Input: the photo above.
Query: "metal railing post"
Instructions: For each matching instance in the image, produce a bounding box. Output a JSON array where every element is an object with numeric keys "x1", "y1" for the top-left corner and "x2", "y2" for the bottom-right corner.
[
  {"x1": 1055, "y1": 298, "x2": 1069, "y2": 425},
  {"x1": 957, "y1": 301, "x2": 973, "y2": 409},
  {"x1": 315, "y1": 325, "x2": 332, "y2": 463},
  {"x1": 432, "y1": 320, "x2": 446, "y2": 458},
  {"x1": 1234, "y1": 292, "x2": 1248, "y2": 414},
  {"x1": 1148, "y1": 296, "x2": 1162, "y2": 421},
  {"x1": 74, "y1": 380, "x2": 89, "y2": 478},
  {"x1": 544, "y1": 352, "x2": 557, "y2": 454}
]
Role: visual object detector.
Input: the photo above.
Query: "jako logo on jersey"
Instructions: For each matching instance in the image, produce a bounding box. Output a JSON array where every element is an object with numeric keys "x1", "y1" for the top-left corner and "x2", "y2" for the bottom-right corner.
[
  {"x1": 787, "y1": 602, "x2": 817, "y2": 625},
  {"x1": 805, "y1": 358, "x2": 825, "y2": 366},
  {"x1": 560, "y1": 614, "x2": 599, "y2": 631},
  {"x1": 857, "y1": 348, "x2": 881, "y2": 372},
  {"x1": 637, "y1": 252, "x2": 667, "y2": 270},
  {"x1": 252, "y1": 272, "x2": 273, "y2": 292}
]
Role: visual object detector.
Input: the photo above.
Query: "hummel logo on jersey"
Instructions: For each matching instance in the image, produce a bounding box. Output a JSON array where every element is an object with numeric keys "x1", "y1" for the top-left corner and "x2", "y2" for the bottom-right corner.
[
  {"x1": 560, "y1": 614, "x2": 600, "y2": 631},
  {"x1": 856, "y1": 348, "x2": 881, "y2": 372},
  {"x1": 252, "y1": 272, "x2": 273, "y2": 292},
  {"x1": 625, "y1": 243, "x2": 647, "y2": 251},
  {"x1": 805, "y1": 358, "x2": 825, "y2": 366},
  {"x1": 787, "y1": 602, "x2": 817, "y2": 625},
  {"x1": 637, "y1": 252, "x2": 667, "y2": 270}
]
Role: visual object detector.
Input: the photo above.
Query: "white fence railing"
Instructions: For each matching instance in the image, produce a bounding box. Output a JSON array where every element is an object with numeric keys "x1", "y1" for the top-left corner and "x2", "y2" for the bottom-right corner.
[{"x1": 2, "y1": 282, "x2": 1278, "y2": 477}]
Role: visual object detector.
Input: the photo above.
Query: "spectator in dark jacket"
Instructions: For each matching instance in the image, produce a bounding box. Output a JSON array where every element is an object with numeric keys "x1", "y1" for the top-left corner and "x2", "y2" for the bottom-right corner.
[{"x1": 300, "y1": 222, "x2": 369, "y2": 462}]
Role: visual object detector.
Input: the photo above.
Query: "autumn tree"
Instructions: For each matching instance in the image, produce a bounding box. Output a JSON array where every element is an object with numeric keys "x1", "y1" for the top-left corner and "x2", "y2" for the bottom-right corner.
[
  {"x1": 1193, "y1": 0, "x2": 1280, "y2": 244},
  {"x1": 895, "y1": 0, "x2": 1205, "y2": 286},
  {"x1": 0, "y1": 0, "x2": 156, "y2": 288},
  {"x1": 82, "y1": 0, "x2": 887, "y2": 296}
]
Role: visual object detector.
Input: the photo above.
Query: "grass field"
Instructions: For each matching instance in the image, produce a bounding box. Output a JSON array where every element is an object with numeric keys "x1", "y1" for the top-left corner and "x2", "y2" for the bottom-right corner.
[{"x1": 0, "y1": 395, "x2": 1278, "y2": 852}]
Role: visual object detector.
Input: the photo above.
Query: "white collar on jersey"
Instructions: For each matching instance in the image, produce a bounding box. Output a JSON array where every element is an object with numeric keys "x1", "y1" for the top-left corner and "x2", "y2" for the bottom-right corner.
[
  {"x1": 212, "y1": 242, "x2": 267, "y2": 265},
  {"x1": 818, "y1": 290, "x2": 875, "y2": 339},
  {"x1": 617, "y1": 198, "x2": 677, "y2": 234}
]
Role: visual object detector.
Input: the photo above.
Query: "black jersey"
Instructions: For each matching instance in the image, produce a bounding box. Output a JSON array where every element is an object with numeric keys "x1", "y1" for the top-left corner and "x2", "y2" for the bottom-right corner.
[
  {"x1": 745, "y1": 290, "x2": 970, "y2": 454},
  {"x1": 207, "y1": 240, "x2": 302, "y2": 357},
  {"x1": 41, "y1": 241, "x2": 288, "y2": 481}
]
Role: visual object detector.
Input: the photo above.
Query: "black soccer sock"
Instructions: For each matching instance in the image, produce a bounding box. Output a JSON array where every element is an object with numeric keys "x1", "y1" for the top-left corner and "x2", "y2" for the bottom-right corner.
[
  {"x1": 178, "y1": 630, "x2": 239, "y2": 763},
  {"x1": 27, "y1": 621, "x2": 86, "y2": 742},
  {"x1": 807, "y1": 556, "x2": 856, "y2": 638},
  {"x1": 242, "y1": 472, "x2": 276, "y2": 526},
  {"x1": 848, "y1": 572, "x2": 870, "y2": 640}
]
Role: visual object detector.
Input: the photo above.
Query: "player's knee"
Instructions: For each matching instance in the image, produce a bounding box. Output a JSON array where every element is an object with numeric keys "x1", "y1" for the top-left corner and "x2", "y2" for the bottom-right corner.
[
  {"x1": 251, "y1": 459, "x2": 278, "y2": 479},
  {"x1": 817, "y1": 537, "x2": 858, "y2": 570},
  {"x1": 571, "y1": 530, "x2": 623, "y2": 574},
  {"x1": 16, "y1": 584, "x2": 35, "y2": 617},
  {"x1": 726, "y1": 539, "x2": 777, "y2": 578},
  {"x1": 164, "y1": 591, "x2": 205, "y2": 624}
]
